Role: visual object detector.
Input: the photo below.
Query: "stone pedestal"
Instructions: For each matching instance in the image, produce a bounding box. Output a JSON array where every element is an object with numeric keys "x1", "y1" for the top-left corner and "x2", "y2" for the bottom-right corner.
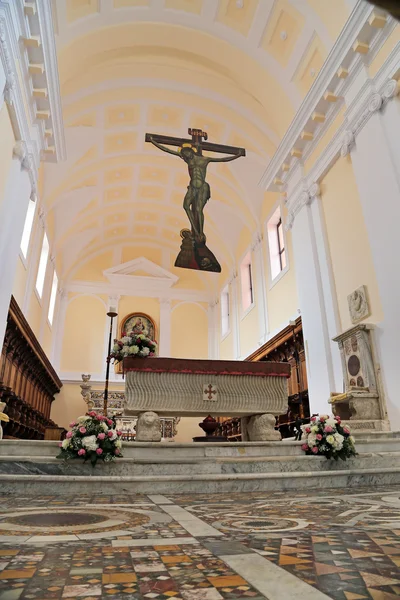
[
  {"x1": 136, "y1": 411, "x2": 162, "y2": 442},
  {"x1": 241, "y1": 414, "x2": 281, "y2": 441}
]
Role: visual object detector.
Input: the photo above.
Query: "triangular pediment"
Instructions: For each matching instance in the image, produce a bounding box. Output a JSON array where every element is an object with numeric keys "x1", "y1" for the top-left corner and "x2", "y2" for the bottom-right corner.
[{"x1": 103, "y1": 257, "x2": 178, "y2": 290}]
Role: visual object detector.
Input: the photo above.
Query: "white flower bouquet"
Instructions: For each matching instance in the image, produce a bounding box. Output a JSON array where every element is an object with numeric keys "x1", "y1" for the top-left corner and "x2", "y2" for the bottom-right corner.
[
  {"x1": 301, "y1": 414, "x2": 356, "y2": 460},
  {"x1": 57, "y1": 412, "x2": 123, "y2": 467},
  {"x1": 109, "y1": 332, "x2": 157, "y2": 362}
]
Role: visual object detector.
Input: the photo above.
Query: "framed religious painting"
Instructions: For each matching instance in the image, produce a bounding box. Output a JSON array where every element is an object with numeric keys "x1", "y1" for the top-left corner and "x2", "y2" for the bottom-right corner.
[
  {"x1": 120, "y1": 312, "x2": 156, "y2": 341},
  {"x1": 115, "y1": 312, "x2": 157, "y2": 373}
]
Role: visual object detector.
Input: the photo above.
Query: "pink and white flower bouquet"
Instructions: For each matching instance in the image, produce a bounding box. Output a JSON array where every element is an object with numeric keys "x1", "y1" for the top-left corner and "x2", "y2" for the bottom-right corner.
[
  {"x1": 109, "y1": 332, "x2": 157, "y2": 363},
  {"x1": 301, "y1": 415, "x2": 356, "y2": 461},
  {"x1": 57, "y1": 412, "x2": 123, "y2": 466}
]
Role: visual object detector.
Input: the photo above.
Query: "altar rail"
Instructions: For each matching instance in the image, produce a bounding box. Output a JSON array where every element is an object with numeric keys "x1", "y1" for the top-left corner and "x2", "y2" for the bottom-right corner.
[{"x1": 0, "y1": 296, "x2": 63, "y2": 439}]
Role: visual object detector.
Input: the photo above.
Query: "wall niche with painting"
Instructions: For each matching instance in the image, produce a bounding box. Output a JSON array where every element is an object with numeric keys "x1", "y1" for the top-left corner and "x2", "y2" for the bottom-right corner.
[{"x1": 115, "y1": 312, "x2": 157, "y2": 373}]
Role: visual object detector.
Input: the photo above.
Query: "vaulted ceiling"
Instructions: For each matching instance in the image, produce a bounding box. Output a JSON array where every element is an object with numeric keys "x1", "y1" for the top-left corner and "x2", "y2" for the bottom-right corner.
[{"x1": 43, "y1": 0, "x2": 352, "y2": 291}]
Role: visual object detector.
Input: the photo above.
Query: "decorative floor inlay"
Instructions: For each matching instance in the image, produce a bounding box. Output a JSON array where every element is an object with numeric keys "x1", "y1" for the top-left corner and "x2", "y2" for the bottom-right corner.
[
  {"x1": 7, "y1": 513, "x2": 106, "y2": 528},
  {"x1": 0, "y1": 507, "x2": 165, "y2": 539},
  {"x1": 1, "y1": 487, "x2": 400, "y2": 598}
]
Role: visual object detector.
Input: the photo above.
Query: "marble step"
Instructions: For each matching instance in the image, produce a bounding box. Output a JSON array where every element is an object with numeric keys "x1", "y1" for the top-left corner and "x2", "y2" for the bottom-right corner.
[
  {"x1": 2, "y1": 436, "x2": 400, "y2": 459},
  {"x1": 0, "y1": 451, "x2": 398, "y2": 477},
  {"x1": 1, "y1": 465, "x2": 400, "y2": 494},
  {"x1": 0, "y1": 439, "x2": 305, "y2": 458},
  {"x1": 352, "y1": 430, "x2": 400, "y2": 439}
]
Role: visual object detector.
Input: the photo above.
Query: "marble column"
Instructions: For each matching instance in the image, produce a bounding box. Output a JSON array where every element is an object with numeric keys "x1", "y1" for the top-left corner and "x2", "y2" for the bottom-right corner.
[
  {"x1": 0, "y1": 143, "x2": 33, "y2": 346},
  {"x1": 251, "y1": 231, "x2": 269, "y2": 346},
  {"x1": 287, "y1": 183, "x2": 342, "y2": 415},
  {"x1": 309, "y1": 186, "x2": 343, "y2": 389},
  {"x1": 208, "y1": 299, "x2": 220, "y2": 360},
  {"x1": 229, "y1": 271, "x2": 241, "y2": 360},
  {"x1": 345, "y1": 80, "x2": 400, "y2": 428},
  {"x1": 51, "y1": 288, "x2": 68, "y2": 371},
  {"x1": 158, "y1": 298, "x2": 171, "y2": 357}
]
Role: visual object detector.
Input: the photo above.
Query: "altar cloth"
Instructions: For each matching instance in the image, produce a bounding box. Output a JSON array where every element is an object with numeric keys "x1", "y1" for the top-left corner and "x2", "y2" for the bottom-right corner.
[{"x1": 123, "y1": 357, "x2": 290, "y2": 417}]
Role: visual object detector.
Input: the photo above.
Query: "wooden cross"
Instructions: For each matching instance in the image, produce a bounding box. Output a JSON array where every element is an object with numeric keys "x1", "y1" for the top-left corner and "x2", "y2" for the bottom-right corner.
[
  {"x1": 145, "y1": 128, "x2": 245, "y2": 157},
  {"x1": 204, "y1": 384, "x2": 217, "y2": 400}
]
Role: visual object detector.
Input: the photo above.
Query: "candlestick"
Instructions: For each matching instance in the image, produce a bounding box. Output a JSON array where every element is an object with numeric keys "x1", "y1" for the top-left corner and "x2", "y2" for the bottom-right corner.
[{"x1": 104, "y1": 308, "x2": 118, "y2": 417}]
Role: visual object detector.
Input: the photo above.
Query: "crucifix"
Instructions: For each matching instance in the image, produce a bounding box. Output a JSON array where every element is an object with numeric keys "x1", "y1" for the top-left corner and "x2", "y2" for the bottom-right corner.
[{"x1": 145, "y1": 128, "x2": 246, "y2": 273}]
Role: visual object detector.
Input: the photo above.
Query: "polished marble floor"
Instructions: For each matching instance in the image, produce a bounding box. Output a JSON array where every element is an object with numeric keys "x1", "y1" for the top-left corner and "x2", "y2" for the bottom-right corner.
[{"x1": 1, "y1": 486, "x2": 400, "y2": 599}]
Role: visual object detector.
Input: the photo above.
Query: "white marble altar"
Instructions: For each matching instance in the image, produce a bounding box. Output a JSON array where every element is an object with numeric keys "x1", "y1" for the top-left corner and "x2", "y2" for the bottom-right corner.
[{"x1": 123, "y1": 357, "x2": 290, "y2": 441}]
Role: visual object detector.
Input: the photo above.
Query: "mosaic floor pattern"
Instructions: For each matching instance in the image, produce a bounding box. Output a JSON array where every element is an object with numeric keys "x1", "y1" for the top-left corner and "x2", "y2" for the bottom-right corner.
[{"x1": 1, "y1": 486, "x2": 400, "y2": 599}]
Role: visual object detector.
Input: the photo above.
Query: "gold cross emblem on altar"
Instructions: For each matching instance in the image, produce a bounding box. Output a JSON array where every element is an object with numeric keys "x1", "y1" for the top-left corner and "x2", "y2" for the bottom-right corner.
[{"x1": 203, "y1": 383, "x2": 217, "y2": 401}]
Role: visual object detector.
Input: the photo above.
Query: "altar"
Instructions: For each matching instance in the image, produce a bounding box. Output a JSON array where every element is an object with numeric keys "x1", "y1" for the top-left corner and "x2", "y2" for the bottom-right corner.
[{"x1": 123, "y1": 357, "x2": 290, "y2": 441}]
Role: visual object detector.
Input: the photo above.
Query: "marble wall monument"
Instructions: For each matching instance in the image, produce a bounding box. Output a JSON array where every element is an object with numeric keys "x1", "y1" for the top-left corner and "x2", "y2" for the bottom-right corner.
[{"x1": 329, "y1": 324, "x2": 389, "y2": 430}]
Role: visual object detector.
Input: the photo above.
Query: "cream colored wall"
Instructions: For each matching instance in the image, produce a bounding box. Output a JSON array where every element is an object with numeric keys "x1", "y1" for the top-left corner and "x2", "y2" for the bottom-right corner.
[
  {"x1": 265, "y1": 230, "x2": 298, "y2": 333},
  {"x1": 239, "y1": 305, "x2": 259, "y2": 359},
  {"x1": 170, "y1": 302, "x2": 208, "y2": 359},
  {"x1": 42, "y1": 323, "x2": 52, "y2": 358},
  {"x1": 174, "y1": 417, "x2": 204, "y2": 443},
  {"x1": 320, "y1": 155, "x2": 383, "y2": 331},
  {"x1": 51, "y1": 382, "x2": 97, "y2": 429},
  {"x1": 61, "y1": 294, "x2": 107, "y2": 374},
  {"x1": 28, "y1": 293, "x2": 42, "y2": 339},
  {"x1": 74, "y1": 251, "x2": 113, "y2": 281},
  {"x1": 220, "y1": 332, "x2": 234, "y2": 360},
  {"x1": 122, "y1": 246, "x2": 162, "y2": 264}
]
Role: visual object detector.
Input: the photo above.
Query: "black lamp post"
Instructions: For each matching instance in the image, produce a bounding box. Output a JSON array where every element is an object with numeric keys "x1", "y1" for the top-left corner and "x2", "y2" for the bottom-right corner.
[{"x1": 104, "y1": 307, "x2": 118, "y2": 416}]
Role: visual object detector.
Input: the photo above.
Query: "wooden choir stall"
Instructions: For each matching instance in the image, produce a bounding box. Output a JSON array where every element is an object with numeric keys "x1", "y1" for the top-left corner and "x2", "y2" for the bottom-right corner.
[
  {"x1": 0, "y1": 296, "x2": 64, "y2": 440},
  {"x1": 216, "y1": 317, "x2": 310, "y2": 440}
]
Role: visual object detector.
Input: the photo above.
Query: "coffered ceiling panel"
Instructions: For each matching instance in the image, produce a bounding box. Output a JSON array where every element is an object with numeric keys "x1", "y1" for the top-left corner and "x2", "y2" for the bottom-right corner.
[
  {"x1": 216, "y1": 0, "x2": 259, "y2": 37},
  {"x1": 66, "y1": 0, "x2": 99, "y2": 23},
  {"x1": 104, "y1": 132, "x2": 137, "y2": 154},
  {"x1": 105, "y1": 105, "x2": 141, "y2": 128},
  {"x1": 261, "y1": 1, "x2": 305, "y2": 67},
  {"x1": 104, "y1": 167, "x2": 134, "y2": 185}
]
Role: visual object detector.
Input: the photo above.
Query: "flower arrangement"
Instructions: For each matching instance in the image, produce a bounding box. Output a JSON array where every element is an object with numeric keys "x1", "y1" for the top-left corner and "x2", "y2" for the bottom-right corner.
[
  {"x1": 57, "y1": 412, "x2": 123, "y2": 466},
  {"x1": 109, "y1": 332, "x2": 157, "y2": 363},
  {"x1": 301, "y1": 414, "x2": 356, "y2": 461}
]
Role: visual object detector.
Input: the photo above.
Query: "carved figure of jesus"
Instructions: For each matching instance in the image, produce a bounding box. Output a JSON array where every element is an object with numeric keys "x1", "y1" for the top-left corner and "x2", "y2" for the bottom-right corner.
[{"x1": 148, "y1": 137, "x2": 244, "y2": 243}]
